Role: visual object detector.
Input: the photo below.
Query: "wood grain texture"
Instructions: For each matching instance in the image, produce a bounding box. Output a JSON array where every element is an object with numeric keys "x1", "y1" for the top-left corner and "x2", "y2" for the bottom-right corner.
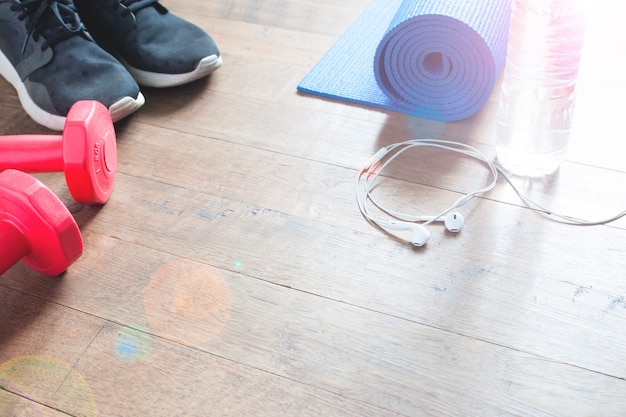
[{"x1": 1, "y1": 0, "x2": 625, "y2": 416}]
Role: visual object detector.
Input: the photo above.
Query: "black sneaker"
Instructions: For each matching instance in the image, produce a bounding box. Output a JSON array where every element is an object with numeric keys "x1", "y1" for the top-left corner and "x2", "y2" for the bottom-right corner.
[
  {"x1": 0, "y1": 0, "x2": 145, "y2": 130},
  {"x1": 74, "y1": 0, "x2": 222, "y2": 88}
]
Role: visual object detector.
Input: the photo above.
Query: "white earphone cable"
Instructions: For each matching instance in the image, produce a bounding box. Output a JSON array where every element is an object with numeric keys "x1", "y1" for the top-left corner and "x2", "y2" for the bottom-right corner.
[
  {"x1": 356, "y1": 139, "x2": 626, "y2": 232},
  {"x1": 357, "y1": 140, "x2": 497, "y2": 229},
  {"x1": 497, "y1": 170, "x2": 626, "y2": 225}
]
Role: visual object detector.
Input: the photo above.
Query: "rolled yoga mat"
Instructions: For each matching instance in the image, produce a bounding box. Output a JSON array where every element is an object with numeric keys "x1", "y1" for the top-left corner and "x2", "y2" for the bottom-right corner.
[{"x1": 297, "y1": 0, "x2": 511, "y2": 121}]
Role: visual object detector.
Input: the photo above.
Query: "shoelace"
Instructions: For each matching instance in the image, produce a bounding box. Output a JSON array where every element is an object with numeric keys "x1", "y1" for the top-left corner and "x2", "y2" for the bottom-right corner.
[
  {"x1": 112, "y1": 0, "x2": 160, "y2": 16},
  {"x1": 13, "y1": 0, "x2": 85, "y2": 54},
  {"x1": 109, "y1": 0, "x2": 163, "y2": 27}
]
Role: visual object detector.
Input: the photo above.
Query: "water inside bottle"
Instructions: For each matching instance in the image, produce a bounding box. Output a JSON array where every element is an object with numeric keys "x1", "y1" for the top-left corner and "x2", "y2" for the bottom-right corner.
[
  {"x1": 496, "y1": 125, "x2": 569, "y2": 177},
  {"x1": 496, "y1": 0, "x2": 585, "y2": 177}
]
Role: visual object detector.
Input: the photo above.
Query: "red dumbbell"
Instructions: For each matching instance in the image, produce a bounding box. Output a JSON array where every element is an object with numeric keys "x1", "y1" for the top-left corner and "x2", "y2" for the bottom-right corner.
[
  {"x1": 0, "y1": 100, "x2": 117, "y2": 205},
  {"x1": 0, "y1": 169, "x2": 83, "y2": 276}
]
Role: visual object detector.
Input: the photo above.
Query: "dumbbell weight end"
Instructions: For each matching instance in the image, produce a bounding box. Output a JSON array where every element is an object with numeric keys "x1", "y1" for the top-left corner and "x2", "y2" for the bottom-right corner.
[
  {"x1": 0, "y1": 170, "x2": 83, "y2": 277},
  {"x1": 0, "y1": 220, "x2": 32, "y2": 275},
  {"x1": 0, "y1": 100, "x2": 117, "y2": 205}
]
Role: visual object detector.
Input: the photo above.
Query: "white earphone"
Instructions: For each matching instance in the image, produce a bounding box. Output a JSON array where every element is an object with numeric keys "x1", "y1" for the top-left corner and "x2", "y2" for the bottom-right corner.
[
  {"x1": 356, "y1": 138, "x2": 626, "y2": 247},
  {"x1": 384, "y1": 221, "x2": 432, "y2": 247},
  {"x1": 356, "y1": 139, "x2": 497, "y2": 246},
  {"x1": 413, "y1": 212, "x2": 465, "y2": 232},
  {"x1": 383, "y1": 212, "x2": 464, "y2": 246}
]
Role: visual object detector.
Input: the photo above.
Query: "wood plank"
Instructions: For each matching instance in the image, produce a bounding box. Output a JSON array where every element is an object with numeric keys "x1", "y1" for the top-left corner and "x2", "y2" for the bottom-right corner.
[
  {"x1": 4, "y1": 243, "x2": 626, "y2": 416},
  {"x1": 167, "y1": 0, "x2": 372, "y2": 36},
  {"x1": 71, "y1": 322, "x2": 405, "y2": 417},
  {"x1": 0, "y1": 286, "x2": 103, "y2": 416},
  {"x1": 0, "y1": 286, "x2": 102, "y2": 364},
  {"x1": 0, "y1": 390, "x2": 71, "y2": 417},
  {"x1": 0, "y1": 287, "x2": 402, "y2": 416},
  {"x1": 75, "y1": 310, "x2": 626, "y2": 417}
]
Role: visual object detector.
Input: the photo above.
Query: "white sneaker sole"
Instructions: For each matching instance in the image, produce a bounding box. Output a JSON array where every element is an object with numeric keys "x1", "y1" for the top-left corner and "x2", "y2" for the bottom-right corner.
[
  {"x1": 109, "y1": 92, "x2": 146, "y2": 124},
  {"x1": 125, "y1": 54, "x2": 223, "y2": 88},
  {"x1": 0, "y1": 48, "x2": 145, "y2": 131}
]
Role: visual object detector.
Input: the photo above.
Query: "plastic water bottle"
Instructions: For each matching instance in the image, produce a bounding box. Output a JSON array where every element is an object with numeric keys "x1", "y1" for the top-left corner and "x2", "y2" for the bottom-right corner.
[{"x1": 496, "y1": 0, "x2": 586, "y2": 176}]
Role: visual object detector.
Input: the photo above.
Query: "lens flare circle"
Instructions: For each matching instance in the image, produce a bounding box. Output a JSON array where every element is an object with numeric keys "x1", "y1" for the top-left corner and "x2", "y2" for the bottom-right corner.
[{"x1": 144, "y1": 259, "x2": 232, "y2": 346}]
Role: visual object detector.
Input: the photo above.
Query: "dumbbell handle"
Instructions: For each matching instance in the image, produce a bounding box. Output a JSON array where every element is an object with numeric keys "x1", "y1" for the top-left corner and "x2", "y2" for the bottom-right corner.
[
  {"x1": 0, "y1": 220, "x2": 31, "y2": 275},
  {"x1": 0, "y1": 135, "x2": 64, "y2": 172}
]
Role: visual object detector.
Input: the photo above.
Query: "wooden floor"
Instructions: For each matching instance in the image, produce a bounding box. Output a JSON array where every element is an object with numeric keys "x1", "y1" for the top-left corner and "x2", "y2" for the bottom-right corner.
[{"x1": 1, "y1": 1, "x2": 626, "y2": 416}]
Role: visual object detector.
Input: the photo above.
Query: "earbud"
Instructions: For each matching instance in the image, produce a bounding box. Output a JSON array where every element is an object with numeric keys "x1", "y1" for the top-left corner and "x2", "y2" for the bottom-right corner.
[
  {"x1": 444, "y1": 212, "x2": 465, "y2": 232},
  {"x1": 415, "y1": 212, "x2": 465, "y2": 232},
  {"x1": 383, "y1": 221, "x2": 431, "y2": 247},
  {"x1": 377, "y1": 213, "x2": 463, "y2": 246}
]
